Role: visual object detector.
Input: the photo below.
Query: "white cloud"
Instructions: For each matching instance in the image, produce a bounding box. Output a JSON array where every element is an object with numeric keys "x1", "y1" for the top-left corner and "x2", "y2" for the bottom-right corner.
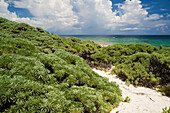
[
  {"x1": 0, "y1": 0, "x2": 169, "y2": 35},
  {"x1": 13, "y1": 0, "x2": 79, "y2": 30},
  {"x1": 0, "y1": 0, "x2": 39, "y2": 25},
  {"x1": 116, "y1": 0, "x2": 148, "y2": 24},
  {"x1": 69, "y1": 0, "x2": 116, "y2": 33},
  {"x1": 145, "y1": 14, "x2": 163, "y2": 20},
  {"x1": 0, "y1": 0, "x2": 18, "y2": 20},
  {"x1": 155, "y1": 24, "x2": 165, "y2": 27},
  {"x1": 120, "y1": 27, "x2": 140, "y2": 30}
]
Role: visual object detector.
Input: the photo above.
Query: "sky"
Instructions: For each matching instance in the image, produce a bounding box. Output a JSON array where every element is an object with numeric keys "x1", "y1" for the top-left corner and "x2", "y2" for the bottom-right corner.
[{"x1": 0, "y1": 0, "x2": 170, "y2": 35}]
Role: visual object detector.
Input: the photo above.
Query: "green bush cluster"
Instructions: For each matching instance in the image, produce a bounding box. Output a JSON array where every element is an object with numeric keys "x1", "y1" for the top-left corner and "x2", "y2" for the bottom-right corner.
[
  {"x1": 0, "y1": 17, "x2": 101, "y2": 58},
  {"x1": 0, "y1": 37, "x2": 36, "y2": 56},
  {"x1": 90, "y1": 44, "x2": 158, "y2": 65},
  {"x1": 111, "y1": 53, "x2": 160, "y2": 87},
  {"x1": 82, "y1": 42, "x2": 169, "y2": 96},
  {"x1": 0, "y1": 53, "x2": 122, "y2": 112},
  {"x1": 109, "y1": 46, "x2": 170, "y2": 96},
  {"x1": 0, "y1": 17, "x2": 169, "y2": 113},
  {"x1": 0, "y1": 17, "x2": 122, "y2": 112}
]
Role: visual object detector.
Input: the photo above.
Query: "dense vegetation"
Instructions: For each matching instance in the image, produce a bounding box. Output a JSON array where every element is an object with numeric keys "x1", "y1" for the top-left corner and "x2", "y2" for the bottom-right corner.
[
  {"x1": 0, "y1": 17, "x2": 122, "y2": 112},
  {"x1": 0, "y1": 17, "x2": 169, "y2": 112},
  {"x1": 64, "y1": 37, "x2": 169, "y2": 97},
  {"x1": 91, "y1": 44, "x2": 170, "y2": 96}
]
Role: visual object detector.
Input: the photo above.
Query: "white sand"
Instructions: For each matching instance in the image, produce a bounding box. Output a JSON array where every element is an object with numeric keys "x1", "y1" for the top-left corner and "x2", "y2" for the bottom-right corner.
[
  {"x1": 93, "y1": 68, "x2": 170, "y2": 113},
  {"x1": 96, "y1": 42, "x2": 114, "y2": 47}
]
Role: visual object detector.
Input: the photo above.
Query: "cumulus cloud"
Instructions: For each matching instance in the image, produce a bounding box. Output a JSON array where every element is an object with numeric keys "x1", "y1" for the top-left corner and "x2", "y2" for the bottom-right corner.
[
  {"x1": 115, "y1": 0, "x2": 148, "y2": 24},
  {"x1": 0, "y1": 0, "x2": 17, "y2": 20},
  {"x1": 0, "y1": 0, "x2": 169, "y2": 35},
  {"x1": 145, "y1": 14, "x2": 163, "y2": 20},
  {"x1": 14, "y1": 0, "x2": 78, "y2": 25},
  {"x1": 12, "y1": 0, "x2": 79, "y2": 34},
  {"x1": 0, "y1": 0, "x2": 40, "y2": 26}
]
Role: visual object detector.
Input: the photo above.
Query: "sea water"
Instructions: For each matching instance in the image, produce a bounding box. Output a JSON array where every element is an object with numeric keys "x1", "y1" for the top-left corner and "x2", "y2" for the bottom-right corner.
[{"x1": 63, "y1": 35, "x2": 170, "y2": 47}]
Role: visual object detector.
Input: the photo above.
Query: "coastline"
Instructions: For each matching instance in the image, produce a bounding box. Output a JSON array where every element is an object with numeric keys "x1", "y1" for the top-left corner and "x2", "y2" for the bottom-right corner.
[
  {"x1": 99, "y1": 43, "x2": 111, "y2": 47},
  {"x1": 95, "y1": 41, "x2": 114, "y2": 47},
  {"x1": 1, "y1": 17, "x2": 170, "y2": 112},
  {"x1": 94, "y1": 41, "x2": 170, "y2": 112},
  {"x1": 64, "y1": 35, "x2": 170, "y2": 47}
]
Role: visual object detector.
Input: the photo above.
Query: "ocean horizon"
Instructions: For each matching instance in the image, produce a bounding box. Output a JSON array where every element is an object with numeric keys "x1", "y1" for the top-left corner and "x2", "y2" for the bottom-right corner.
[{"x1": 62, "y1": 35, "x2": 170, "y2": 47}]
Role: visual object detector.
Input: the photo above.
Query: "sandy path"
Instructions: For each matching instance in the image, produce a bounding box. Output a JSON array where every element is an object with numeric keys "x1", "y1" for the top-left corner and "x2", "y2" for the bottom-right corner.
[{"x1": 93, "y1": 68, "x2": 170, "y2": 113}]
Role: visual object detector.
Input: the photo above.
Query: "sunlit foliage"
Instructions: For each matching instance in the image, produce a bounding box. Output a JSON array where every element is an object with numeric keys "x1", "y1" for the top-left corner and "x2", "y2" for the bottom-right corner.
[{"x1": 0, "y1": 17, "x2": 122, "y2": 112}]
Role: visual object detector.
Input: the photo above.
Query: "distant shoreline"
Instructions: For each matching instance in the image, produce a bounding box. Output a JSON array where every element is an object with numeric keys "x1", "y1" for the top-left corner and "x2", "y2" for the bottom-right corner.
[
  {"x1": 61, "y1": 35, "x2": 170, "y2": 36},
  {"x1": 95, "y1": 42, "x2": 114, "y2": 47},
  {"x1": 63, "y1": 35, "x2": 170, "y2": 47}
]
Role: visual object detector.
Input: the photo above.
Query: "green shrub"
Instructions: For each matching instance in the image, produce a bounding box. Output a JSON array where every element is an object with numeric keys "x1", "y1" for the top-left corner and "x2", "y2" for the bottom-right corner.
[
  {"x1": 0, "y1": 17, "x2": 122, "y2": 112},
  {"x1": 1, "y1": 16, "x2": 170, "y2": 112},
  {"x1": 160, "y1": 84, "x2": 170, "y2": 96},
  {"x1": 112, "y1": 51, "x2": 170, "y2": 96},
  {"x1": 0, "y1": 37, "x2": 36, "y2": 56},
  {"x1": 36, "y1": 27, "x2": 45, "y2": 33},
  {"x1": 162, "y1": 107, "x2": 170, "y2": 113},
  {"x1": 0, "y1": 53, "x2": 122, "y2": 112},
  {"x1": 123, "y1": 96, "x2": 131, "y2": 103}
]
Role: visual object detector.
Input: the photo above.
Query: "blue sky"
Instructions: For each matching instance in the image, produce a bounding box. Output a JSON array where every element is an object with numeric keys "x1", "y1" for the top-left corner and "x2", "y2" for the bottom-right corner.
[{"x1": 0, "y1": 0, "x2": 170, "y2": 35}]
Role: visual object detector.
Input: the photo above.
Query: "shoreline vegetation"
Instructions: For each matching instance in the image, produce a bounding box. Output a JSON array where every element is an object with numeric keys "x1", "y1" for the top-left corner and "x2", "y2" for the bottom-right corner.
[
  {"x1": 0, "y1": 17, "x2": 169, "y2": 112},
  {"x1": 93, "y1": 68, "x2": 170, "y2": 113}
]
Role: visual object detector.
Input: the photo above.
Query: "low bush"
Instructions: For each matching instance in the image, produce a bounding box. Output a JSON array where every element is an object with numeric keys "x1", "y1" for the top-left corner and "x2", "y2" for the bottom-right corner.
[
  {"x1": 0, "y1": 52, "x2": 122, "y2": 112},
  {"x1": 111, "y1": 51, "x2": 170, "y2": 96},
  {"x1": 0, "y1": 17, "x2": 122, "y2": 112}
]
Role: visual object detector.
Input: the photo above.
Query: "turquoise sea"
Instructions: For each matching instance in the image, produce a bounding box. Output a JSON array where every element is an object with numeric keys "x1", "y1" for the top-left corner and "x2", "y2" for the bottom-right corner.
[{"x1": 63, "y1": 35, "x2": 170, "y2": 47}]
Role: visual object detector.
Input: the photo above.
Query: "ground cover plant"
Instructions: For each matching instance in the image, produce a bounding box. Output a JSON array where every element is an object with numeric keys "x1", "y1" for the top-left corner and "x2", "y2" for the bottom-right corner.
[
  {"x1": 79, "y1": 41, "x2": 169, "y2": 96},
  {"x1": 0, "y1": 17, "x2": 122, "y2": 112},
  {"x1": 0, "y1": 17, "x2": 169, "y2": 112},
  {"x1": 88, "y1": 43, "x2": 169, "y2": 96},
  {"x1": 107, "y1": 45, "x2": 170, "y2": 96}
]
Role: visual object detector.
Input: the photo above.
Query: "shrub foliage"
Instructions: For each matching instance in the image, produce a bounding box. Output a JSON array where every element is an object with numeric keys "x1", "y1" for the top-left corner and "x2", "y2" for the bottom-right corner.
[
  {"x1": 0, "y1": 17, "x2": 169, "y2": 112},
  {"x1": 0, "y1": 17, "x2": 122, "y2": 112}
]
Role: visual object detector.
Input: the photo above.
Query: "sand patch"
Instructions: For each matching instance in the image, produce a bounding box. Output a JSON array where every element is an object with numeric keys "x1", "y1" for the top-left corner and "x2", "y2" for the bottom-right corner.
[{"x1": 93, "y1": 69, "x2": 170, "y2": 113}]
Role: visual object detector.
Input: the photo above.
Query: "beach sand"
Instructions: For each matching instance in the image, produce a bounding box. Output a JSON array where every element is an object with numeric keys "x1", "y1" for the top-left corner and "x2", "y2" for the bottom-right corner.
[
  {"x1": 93, "y1": 68, "x2": 170, "y2": 113},
  {"x1": 95, "y1": 42, "x2": 114, "y2": 47}
]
